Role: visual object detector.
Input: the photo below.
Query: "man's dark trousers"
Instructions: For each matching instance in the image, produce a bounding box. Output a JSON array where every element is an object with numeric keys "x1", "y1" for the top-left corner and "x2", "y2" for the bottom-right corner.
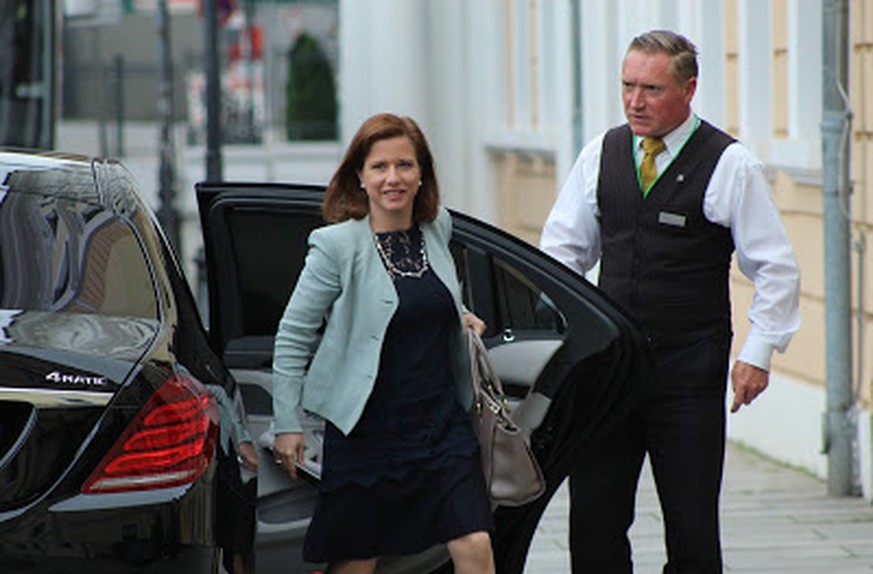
[{"x1": 569, "y1": 328, "x2": 732, "y2": 573}]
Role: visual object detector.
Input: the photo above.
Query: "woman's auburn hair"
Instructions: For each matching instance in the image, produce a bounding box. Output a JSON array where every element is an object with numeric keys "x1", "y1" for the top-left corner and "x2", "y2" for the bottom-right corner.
[{"x1": 322, "y1": 113, "x2": 440, "y2": 224}]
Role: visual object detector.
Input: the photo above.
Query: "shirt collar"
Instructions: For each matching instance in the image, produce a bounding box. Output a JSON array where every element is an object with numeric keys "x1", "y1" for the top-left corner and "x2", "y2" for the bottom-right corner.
[
  {"x1": 662, "y1": 112, "x2": 698, "y2": 156},
  {"x1": 635, "y1": 111, "x2": 698, "y2": 158}
]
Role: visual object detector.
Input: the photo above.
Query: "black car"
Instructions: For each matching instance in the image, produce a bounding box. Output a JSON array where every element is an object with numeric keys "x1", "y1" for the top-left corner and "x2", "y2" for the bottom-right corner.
[
  {"x1": 0, "y1": 148, "x2": 650, "y2": 574},
  {"x1": 0, "y1": 150, "x2": 252, "y2": 573}
]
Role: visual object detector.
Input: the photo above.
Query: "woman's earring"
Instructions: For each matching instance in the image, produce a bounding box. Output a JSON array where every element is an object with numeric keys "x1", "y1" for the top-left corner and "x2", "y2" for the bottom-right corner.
[
  {"x1": 418, "y1": 180, "x2": 423, "y2": 187},
  {"x1": 360, "y1": 181, "x2": 365, "y2": 189}
]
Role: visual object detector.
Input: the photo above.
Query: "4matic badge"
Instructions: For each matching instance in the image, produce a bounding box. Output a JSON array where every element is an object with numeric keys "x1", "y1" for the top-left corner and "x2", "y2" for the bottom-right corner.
[{"x1": 45, "y1": 371, "x2": 108, "y2": 386}]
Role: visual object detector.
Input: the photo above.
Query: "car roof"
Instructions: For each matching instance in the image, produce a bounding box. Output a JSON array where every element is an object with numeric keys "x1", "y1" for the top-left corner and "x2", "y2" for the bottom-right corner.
[{"x1": 0, "y1": 148, "x2": 132, "y2": 209}]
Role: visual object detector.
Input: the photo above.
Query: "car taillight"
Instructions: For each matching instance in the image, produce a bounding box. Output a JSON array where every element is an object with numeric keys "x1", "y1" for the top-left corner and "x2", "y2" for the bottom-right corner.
[{"x1": 82, "y1": 374, "x2": 218, "y2": 494}]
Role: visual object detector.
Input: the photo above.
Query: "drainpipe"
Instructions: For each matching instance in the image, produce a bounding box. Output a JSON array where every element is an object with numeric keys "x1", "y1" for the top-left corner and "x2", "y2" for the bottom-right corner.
[{"x1": 821, "y1": 0, "x2": 854, "y2": 497}]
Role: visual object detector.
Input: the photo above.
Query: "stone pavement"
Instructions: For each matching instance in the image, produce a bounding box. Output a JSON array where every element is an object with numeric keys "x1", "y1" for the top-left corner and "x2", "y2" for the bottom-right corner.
[{"x1": 524, "y1": 441, "x2": 873, "y2": 573}]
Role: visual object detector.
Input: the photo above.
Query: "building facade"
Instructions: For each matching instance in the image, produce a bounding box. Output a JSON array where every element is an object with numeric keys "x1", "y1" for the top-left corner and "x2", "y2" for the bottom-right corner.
[{"x1": 337, "y1": 0, "x2": 873, "y2": 499}]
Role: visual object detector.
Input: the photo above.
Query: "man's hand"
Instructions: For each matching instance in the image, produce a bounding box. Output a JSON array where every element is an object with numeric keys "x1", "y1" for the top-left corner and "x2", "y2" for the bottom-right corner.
[
  {"x1": 272, "y1": 432, "x2": 305, "y2": 480},
  {"x1": 730, "y1": 360, "x2": 769, "y2": 413}
]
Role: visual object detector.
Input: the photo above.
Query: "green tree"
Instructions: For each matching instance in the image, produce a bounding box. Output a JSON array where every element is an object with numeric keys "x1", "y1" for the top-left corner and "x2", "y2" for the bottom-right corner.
[{"x1": 286, "y1": 33, "x2": 337, "y2": 141}]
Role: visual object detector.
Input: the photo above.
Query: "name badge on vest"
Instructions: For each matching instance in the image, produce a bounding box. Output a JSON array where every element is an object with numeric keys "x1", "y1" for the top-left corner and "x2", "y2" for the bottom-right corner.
[{"x1": 658, "y1": 211, "x2": 687, "y2": 228}]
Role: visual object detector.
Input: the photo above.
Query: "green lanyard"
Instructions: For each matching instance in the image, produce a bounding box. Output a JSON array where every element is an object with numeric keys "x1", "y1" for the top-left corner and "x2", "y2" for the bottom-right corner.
[{"x1": 635, "y1": 116, "x2": 700, "y2": 197}]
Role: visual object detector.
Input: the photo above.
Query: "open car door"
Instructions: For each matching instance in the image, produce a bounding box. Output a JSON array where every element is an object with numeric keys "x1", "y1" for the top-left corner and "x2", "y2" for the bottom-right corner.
[{"x1": 196, "y1": 182, "x2": 652, "y2": 574}]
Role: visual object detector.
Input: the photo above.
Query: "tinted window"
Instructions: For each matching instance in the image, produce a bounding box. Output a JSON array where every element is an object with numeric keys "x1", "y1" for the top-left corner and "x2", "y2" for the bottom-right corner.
[
  {"x1": 0, "y1": 186, "x2": 157, "y2": 319},
  {"x1": 451, "y1": 241, "x2": 566, "y2": 335},
  {"x1": 493, "y1": 257, "x2": 565, "y2": 333},
  {"x1": 222, "y1": 204, "x2": 565, "y2": 340},
  {"x1": 226, "y1": 207, "x2": 322, "y2": 337}
]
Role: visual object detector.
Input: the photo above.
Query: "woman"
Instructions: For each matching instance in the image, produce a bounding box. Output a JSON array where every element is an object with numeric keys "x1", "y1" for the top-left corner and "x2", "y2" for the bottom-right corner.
[{"x1": 271, "y1": 113, "x2": 495, "y2": 574}]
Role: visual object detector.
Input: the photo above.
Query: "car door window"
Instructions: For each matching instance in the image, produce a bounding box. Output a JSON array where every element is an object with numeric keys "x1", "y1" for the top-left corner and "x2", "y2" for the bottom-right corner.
[
  {"x1": 451, "y1": 241, "x2": 566, "y2": 337},
  {"x1": 492, "y1": 257, "x2": 566, "y2": 334},
  {"x1": 225, "y1": 207, "x2": 321, "y2": 339}
]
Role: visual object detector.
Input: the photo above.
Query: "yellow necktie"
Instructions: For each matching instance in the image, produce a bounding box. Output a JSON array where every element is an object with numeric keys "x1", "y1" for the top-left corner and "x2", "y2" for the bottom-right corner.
[{"x1": 640, "y1": 136, "x2": 666, "y2": 192}]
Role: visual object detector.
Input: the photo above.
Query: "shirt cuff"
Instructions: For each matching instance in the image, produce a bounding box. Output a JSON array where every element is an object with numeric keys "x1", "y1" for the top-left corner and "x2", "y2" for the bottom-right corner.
[{"x1": 736, "y1": 331, "x2": 775, "y2": 371}]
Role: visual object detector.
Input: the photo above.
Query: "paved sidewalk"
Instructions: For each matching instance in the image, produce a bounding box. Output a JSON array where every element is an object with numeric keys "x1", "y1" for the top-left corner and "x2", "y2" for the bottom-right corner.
[{"x1": 525, "y1": 441, "x2": 873, "y2": 573}]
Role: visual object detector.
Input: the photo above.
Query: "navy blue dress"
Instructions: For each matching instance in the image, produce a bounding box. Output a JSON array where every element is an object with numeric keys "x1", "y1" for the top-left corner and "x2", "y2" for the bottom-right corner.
[{"x1": 303, "y1": 225, "x2": 493, "y2": 563}]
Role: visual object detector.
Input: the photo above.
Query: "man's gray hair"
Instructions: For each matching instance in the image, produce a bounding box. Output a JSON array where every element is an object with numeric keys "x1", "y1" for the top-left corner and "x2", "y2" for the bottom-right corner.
[{"x1": 628, "y1": 30, "x2": 698, "y2": 83}]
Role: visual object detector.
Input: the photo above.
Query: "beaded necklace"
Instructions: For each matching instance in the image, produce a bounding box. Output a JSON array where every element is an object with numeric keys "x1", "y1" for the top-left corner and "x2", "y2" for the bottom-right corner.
[{"x1": 373, "y1": 228, "x2": 430, "y2": 280}]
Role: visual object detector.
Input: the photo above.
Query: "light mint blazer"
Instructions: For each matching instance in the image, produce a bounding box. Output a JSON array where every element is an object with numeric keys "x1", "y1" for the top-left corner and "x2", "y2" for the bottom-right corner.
[{"x1": 271, "y1": 206, "x2": 474, "y2": 436}]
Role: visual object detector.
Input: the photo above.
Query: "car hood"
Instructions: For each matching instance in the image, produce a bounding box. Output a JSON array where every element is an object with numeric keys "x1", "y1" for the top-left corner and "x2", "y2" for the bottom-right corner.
[{"x1": 0, "y1": 309, "x2": 160, "y2": 513}]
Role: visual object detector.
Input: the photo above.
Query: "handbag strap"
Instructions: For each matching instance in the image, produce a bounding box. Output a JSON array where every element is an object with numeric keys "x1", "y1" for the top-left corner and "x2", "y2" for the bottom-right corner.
[{"x1": 467, "y1": 329, "x2": 510, "y2": 411}]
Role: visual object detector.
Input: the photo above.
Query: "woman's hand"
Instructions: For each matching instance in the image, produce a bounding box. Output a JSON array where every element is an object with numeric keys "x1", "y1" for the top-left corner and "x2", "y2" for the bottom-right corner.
[
  {"x1": 273, "y1": 432, "x2": 306, "y2": 480},
  {"x1": 463, "y1": 312, "x2": 486, "y2": 336},
  {"x1": 236, "y1": 441, "x2": 259, "y2": 472}
]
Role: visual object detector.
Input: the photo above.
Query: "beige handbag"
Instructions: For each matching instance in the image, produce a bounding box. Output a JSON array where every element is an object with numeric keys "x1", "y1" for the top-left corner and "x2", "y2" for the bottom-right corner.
[{"x1": 467, "y1": 329, "x2": 546, "y2": 507}]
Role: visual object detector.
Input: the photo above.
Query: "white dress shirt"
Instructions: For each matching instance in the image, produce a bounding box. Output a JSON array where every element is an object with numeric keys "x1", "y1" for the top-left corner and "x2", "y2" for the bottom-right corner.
[{"x1": 540, "y1": 112, "x2": 801, "y2": 371}]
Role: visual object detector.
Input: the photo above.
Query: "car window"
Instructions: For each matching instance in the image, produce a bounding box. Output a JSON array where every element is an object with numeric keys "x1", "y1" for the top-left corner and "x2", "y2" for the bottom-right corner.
[
  {"x1": 451, "y1": 241, "x2": 566, "y2": 335},
  {"x1": 493, "y1": 257, "x2": 566, "y2": 333},
  {"x1": 0, "y1": 190, "x2": 158, "y2": 320},
  {"x1": 216, "y1": 200, "x2": 564, "y2": 344},
  {"x1": 225, "y1": 206, "x2": 322, "y2": 337}
]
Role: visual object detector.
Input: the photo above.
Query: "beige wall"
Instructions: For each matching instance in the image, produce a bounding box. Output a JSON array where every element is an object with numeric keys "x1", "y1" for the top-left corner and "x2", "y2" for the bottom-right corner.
[
  {"x1": 850, "y1": 0, "x2": 873, "y2": 407},
  {"x1": 494, "y1": 0, "x2": 873, "y2": 410},
  {"x1": 741, "y1": 172, "x2": 824, "y2": 387},
  {"x1": 493, "y1": 153, "x2": 556, "y2": 247}
]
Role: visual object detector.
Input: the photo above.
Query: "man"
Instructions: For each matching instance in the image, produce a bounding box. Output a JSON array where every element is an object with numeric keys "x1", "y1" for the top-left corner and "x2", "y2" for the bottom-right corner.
[{"x1": 540, "y1": 30, "x2": 800, "y2": 573}]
